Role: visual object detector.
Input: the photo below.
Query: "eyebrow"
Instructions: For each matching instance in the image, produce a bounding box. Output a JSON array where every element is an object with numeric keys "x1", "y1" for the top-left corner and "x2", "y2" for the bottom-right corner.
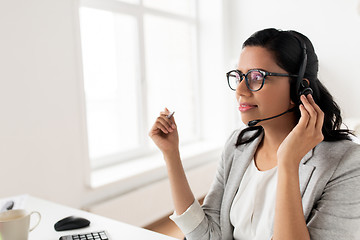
[{"x1": 236, "y1": 68, "x2": 269, "y2": 73}]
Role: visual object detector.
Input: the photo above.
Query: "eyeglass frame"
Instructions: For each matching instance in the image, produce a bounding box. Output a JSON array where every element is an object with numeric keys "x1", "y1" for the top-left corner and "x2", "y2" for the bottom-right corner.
[{"x1": 226, "y1": 69, "x2": 298, "y2": 92}]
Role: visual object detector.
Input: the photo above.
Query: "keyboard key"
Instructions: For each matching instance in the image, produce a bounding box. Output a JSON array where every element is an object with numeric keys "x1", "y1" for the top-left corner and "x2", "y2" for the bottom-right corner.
[{"x1": 59, "y1": 230, "x2": 109, "y2": 240}]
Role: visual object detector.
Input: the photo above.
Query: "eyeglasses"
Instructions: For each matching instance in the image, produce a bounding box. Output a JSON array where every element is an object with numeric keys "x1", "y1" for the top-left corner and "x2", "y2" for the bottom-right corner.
[{"x1": 226, "y1": 69, "x2": 298, "y2": 92}]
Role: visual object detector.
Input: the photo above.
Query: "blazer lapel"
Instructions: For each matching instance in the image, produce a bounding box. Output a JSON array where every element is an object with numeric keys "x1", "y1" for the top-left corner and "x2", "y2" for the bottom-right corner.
[
  {"x1": 298, "y1": 149, "x2": 317, "y2": 220},
  {"x1": 221, "y1": 131, "x2": 264, "y2": 235},
  {"x1": 299, "y1": 149, "x2": 315, "y2": 197}
]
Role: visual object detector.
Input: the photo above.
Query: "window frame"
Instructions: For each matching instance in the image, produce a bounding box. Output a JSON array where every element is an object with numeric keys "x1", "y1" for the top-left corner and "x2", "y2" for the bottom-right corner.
[{"x1": 79, "y1": 0, "x2": 202, "y2": 169}]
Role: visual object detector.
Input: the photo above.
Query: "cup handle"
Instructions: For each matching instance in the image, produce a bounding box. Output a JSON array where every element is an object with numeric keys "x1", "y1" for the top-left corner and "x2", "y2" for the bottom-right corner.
[{"x1": 29, "y1": 211, "x2": 41, "y2": 232}]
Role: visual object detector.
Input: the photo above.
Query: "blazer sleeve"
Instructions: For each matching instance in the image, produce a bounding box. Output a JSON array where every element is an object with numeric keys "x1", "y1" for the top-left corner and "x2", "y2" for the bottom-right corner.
[{"x1": 307, "y1": 144, "x2": 360, "y2": 240}]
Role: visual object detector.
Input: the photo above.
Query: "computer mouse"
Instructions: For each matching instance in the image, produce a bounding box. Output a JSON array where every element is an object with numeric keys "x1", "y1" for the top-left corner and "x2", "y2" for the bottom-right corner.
[{"x1": 54, "y1": 216, "x2": 90, "y2": 231}]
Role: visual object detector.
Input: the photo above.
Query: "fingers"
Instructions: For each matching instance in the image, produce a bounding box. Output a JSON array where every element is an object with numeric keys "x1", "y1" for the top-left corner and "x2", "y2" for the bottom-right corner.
[
  {"x1": 300, "y1": 94, "x2": 324, "y2": 131},
  {"x1": 300, "y1": 95, "x2": 317, "y2": 128},
  {"x1": 298, "y1": 103, "x2": 309, "y2": 128},
  {"x1": 306, "y1": 94, "x2": 324, "y2": 131},
  {"x1": 157, "y1": 115, "x2": 176, "y2": 132},
  {"x1": 150, "y1": 109, "x2": 177, "y2": 135},
  {"x1": 160, "y1": 112, "x2": 176, "y2": 126}
]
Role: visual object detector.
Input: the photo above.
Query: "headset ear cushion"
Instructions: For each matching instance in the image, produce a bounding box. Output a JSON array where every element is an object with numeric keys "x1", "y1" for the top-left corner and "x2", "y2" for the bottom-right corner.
[
  {"x1": 300, "y1": 87, "x2": 313, "y2": 96},
  {"x1": 299, "y1": 80, "x2": 313, "y2": 96}
]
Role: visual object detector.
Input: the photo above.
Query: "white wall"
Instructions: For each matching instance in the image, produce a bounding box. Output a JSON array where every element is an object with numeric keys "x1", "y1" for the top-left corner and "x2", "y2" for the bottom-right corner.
[
  {"x1": 226, "y1": 0, "x2": 360, "y2": 119},
  {"x1": 0, "y1": 0, "x2": 88, "y2": 207}
]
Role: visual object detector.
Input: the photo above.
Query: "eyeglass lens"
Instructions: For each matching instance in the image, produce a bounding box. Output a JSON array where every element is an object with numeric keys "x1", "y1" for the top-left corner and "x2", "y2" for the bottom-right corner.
[{"x1": 228, "y1": 70, "x2": 264, "y2": 91}]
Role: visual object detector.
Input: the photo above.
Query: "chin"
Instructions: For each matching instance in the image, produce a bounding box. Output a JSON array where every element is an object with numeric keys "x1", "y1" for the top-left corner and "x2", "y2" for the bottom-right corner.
[{"x1": 240, "y1": 117, "x2": 251, "y2": 127}]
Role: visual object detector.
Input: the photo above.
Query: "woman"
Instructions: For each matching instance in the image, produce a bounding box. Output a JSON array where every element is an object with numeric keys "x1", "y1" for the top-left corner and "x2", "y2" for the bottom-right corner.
[{"x1": 149, "y1": 28, "x2": 360, "y2": 240}]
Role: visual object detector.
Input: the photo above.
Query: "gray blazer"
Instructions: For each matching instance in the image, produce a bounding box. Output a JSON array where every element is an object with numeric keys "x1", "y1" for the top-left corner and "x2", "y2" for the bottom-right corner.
[{"x1": 186, "y1": 128, "x2": 360, "y2": 240}]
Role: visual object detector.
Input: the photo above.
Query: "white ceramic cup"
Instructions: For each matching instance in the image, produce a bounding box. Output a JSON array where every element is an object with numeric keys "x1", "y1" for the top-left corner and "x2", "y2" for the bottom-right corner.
[{"x1": 0, "y1": 209, "x2": 41, "y2": 240}]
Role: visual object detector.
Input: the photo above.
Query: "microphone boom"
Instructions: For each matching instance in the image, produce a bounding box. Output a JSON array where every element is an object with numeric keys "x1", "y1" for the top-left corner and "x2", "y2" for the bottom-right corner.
[{"x1": 247, "y1": 107, "x2": 296, "y2": 127}]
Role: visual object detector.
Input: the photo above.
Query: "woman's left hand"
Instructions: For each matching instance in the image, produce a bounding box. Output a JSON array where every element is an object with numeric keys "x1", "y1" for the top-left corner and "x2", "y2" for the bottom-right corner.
[{"x1": 277, "y1": 94, "x2": 324, "y2": 168}]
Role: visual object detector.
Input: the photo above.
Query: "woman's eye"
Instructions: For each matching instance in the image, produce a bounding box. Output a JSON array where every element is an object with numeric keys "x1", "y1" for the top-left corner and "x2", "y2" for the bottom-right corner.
[{"x1": 250, "y1": 72, "x2": 263, "y2": 82}]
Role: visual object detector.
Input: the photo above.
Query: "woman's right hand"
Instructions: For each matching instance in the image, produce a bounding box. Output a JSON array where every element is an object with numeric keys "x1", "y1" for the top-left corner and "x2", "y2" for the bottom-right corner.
[
  {"x1": 150, "y1": 109, "x2": 195, "y2": 215},
  {"x1": 148, "y1": 108, "x2": 179, "y2": 156}
]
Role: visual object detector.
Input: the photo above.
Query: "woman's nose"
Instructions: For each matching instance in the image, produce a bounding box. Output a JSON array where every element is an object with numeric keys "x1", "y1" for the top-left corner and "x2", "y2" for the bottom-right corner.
[{"x1": 236, "y1": 78, "x2": 251, "y2": 96}]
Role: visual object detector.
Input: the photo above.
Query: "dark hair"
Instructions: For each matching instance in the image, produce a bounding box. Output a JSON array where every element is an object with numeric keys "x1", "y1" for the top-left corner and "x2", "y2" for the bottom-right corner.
[{"x1": 236, "y1": 28, "x2": 353, "y2": 146}]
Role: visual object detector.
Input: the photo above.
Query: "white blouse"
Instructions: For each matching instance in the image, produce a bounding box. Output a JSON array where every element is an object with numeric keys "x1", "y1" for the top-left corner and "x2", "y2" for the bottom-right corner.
[{"x1": 230, "y1": 158, "x2": 278, "y2": 240}]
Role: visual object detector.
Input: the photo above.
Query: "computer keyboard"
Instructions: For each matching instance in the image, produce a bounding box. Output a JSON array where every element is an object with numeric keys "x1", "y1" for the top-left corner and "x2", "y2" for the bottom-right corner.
[{"x1": 59, "y1": 230, "x2": 109, "y2": 240}]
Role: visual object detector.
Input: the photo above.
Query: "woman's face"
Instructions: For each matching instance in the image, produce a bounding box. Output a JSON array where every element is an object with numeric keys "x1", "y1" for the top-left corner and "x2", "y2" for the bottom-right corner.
[{"x1": 236, "y1": 46, "x2": 296, "y2": 127}]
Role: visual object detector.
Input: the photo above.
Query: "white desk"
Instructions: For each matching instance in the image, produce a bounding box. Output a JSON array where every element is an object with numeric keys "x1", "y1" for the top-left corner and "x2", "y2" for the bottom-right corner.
[{"x1": 15, "y1": 196, "x2": 179, "y2": 240}]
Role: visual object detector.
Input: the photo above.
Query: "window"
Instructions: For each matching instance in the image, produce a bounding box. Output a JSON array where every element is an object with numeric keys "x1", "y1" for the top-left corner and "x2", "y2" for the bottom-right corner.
[{"x1": 79, "y1": 0, "x2": 201, "y2": 169}]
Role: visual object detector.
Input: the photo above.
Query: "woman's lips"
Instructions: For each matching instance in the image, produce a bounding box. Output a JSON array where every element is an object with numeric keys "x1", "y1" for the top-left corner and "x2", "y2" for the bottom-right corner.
[{"x1": 239, "y1": 103, "x2": 257, "y2": 112}]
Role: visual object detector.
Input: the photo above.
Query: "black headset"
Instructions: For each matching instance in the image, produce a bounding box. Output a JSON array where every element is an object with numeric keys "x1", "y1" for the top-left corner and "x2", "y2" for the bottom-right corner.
[{"x1": 294, "y1": 36, "x2": 313, "y2": 102}]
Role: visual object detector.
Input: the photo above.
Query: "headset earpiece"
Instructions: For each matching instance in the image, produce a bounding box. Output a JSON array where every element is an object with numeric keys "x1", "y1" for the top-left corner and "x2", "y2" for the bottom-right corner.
[
  {"x1": 293, "y1": 36, "x2": 313, "y2": 103},
  {"x1": 299, "y1": 79, "x2": 313, "y2": 96}
]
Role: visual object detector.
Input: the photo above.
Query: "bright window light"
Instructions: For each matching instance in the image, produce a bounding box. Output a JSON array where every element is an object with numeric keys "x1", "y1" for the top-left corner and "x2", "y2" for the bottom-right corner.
[
  {"x1": 116, "y1": 0, "x2": 139, "y2": 4},
  {"x1": 80, "y1": 7, "x2": 140, "y2": 163},
  {"x1": 144, "y1": 14, "x2": 198, "y2": 143},
  {"x1": 143, "y1": 0, "x2": 195, "y2": 16},
  {"x1": 79, "y1": 0, "x2": 199, "y2": 168}
]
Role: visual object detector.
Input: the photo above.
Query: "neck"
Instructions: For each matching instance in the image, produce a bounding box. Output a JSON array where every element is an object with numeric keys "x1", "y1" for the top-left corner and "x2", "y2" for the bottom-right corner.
[{"x1": 259, "y1": 114, "x2": 297, "y2": 154}]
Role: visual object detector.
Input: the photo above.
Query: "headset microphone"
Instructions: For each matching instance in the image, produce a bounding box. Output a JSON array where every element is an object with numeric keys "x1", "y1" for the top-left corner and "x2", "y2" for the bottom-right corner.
[{"x1": 247, "y1": 107, "x2": 296, "y2": 127}]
